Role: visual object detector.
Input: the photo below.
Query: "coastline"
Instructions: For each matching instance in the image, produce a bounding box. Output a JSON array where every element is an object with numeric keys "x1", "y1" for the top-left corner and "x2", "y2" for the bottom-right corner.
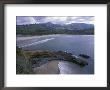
[
  {"x1": 16, "y1": 48, "x2": 90, "y2": 74},
  {"x1": 16, "y1": 34, "x2": 93, "y2": 41},
  {"x1": 33, "y1": 60, "x2": 60, "y2": 74},
  {"x1": 16, "y1": 34, "x2": 60, "y2": 41}
]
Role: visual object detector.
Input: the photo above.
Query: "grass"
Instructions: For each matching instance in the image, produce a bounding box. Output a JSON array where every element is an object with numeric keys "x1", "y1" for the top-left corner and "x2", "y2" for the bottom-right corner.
[
  {"x1": 16, "y1": 46, "x2": 88, "y2": 74},
  {"x1": 16, "y1": 46, "x2": 34, "y2": 74}
]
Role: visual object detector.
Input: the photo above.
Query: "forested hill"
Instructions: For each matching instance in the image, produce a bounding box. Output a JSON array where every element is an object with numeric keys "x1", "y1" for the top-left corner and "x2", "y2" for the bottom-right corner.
[{"x1": 16, "y1": 23, "x2": 94, "y2": 35}]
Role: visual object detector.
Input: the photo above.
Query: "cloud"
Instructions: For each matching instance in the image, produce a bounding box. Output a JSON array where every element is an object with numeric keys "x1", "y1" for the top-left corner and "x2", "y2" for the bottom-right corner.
[
  {"x1": 16, "y1": 16, "x2": 37, "y2": 25},
  {"x1": 16, "y1": 16, "x2": 94, "y2": 25},
  {"x1": 65, "y1": 16, "x2": 94, "y2": 24}
]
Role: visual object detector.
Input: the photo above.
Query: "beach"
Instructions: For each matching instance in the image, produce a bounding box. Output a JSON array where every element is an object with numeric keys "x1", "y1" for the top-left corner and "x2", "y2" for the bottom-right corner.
[{"x1": 33, "y1": 60, "x2": 60, "y2": 74}]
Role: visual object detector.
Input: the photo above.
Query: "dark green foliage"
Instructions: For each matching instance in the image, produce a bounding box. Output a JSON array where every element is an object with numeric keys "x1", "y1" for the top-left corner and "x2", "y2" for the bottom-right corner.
[
  {"x1": 16, "y1": 47, "x2": 34, "y2": 74},
  {"x1": 16, "y1": 63, "x2": 23, "y2": 74},
  {"x1": 16, "y1": 23, "x2": 94, "y2": 35},
  {"x1": 16, "y1": 46, "x2": 22, "y2": 56},
  {"x1": 16, "y1": 56, "x2": 34, "y2": 74},
  {"x1": 16, "y1": 49, "x2": 89, "y2": 74}
]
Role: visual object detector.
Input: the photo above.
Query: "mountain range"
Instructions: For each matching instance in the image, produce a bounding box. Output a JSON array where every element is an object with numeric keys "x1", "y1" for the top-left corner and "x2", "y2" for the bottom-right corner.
[{"x1": 16, "y1": 22, "x2": 94, "y2": 35}]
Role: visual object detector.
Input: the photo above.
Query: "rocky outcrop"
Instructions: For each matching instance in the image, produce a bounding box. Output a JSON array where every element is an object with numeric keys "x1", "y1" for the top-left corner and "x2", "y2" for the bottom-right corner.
[
  {"x1": 24, "y1": 50, "x2": 89, "y2": 67},
  {"x1": 16, "y1": 47, "x2": 90, "y2": 74},
  {"x1": 79, "y1": 54, "x2": 90, "y2": 59}
]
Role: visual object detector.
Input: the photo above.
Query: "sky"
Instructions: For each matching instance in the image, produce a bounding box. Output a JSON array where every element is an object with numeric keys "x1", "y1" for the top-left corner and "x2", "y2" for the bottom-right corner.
[{"x1": 16, "y1": 16, "x2": 94, "y2": 25}]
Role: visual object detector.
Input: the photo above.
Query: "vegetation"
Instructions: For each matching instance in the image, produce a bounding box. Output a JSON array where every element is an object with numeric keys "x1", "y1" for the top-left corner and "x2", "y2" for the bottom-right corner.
[
  {"x1": 16, "y1": 23, "x2": 92, "y2": 74},
  {"x1": 16, "y1": 46, "x2": 89, "y2": 74},
  {"x1": 16, "y1": 23, "x2": 94, "y2": 35},
  {"x1": 16, "y1": 46, "x2": 34, "y2": 74}
]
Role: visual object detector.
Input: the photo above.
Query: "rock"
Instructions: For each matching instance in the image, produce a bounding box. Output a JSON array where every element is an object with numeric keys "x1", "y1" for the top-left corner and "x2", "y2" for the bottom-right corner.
[
  {"x1": 79, "y1": 54, "x2": 90, "y2": 59},
  {"x1": 75, "y1": 57, "x2": 88, "y2": 66},
  {"x1": 32, "y1": 64, "x2": 38, "y2": 68},
  {"x1": 71, "y1": 55, "x2": 88, "y2": 67},
  {"x1": 31, "y1": 59, "x2": 36, "y2": 64},
  {"x1": 22, "y1": 50, "x2": 89, "y2": 68}
]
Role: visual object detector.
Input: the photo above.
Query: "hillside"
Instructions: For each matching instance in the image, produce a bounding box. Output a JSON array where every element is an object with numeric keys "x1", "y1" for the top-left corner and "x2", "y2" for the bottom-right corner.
[{"x1": 16, "y1": 23, "x2": 94, "y2": 35}]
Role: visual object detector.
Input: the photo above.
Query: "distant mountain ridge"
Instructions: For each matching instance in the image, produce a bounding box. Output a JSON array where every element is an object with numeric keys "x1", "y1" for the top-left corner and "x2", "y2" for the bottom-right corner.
[{"x1": 16, "y1": 23, "x2": 94, "y2": 35}]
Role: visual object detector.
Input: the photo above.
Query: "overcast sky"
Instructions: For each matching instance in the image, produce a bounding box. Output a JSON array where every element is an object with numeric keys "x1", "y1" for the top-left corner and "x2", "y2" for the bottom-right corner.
[{"x1": 16, "y1": 16, "x2": 94, "y2": 25}]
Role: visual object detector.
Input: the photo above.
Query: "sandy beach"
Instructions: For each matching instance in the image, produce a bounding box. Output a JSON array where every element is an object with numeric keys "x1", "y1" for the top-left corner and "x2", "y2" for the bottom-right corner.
[
  {"x1": 33, "y1": 60, "x2": 60, "y2": 74},
  {"x1": 16, "y1": 34, "x2": 61, "y2": 41}
]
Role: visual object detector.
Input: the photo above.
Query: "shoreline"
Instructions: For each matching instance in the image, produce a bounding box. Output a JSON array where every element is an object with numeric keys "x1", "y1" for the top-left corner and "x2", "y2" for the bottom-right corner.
[
  {"x1": 16, "y1": 47, "x2": 90, "y2": 74},
  {"x1": 16, "y1": 34, "x2": 60, "y2": 41},
  {"x1": 33, "y1": 60, "x2": 60, "y2": 74},
  {"x1": 16, "y1": 34, "x2": 94, "y2": 41}
]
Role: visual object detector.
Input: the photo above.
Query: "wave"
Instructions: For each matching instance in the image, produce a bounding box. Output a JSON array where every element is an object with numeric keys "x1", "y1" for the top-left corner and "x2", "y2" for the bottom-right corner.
[{"x1": 20, "y1": 38, "x2": 55, "y2": 48}]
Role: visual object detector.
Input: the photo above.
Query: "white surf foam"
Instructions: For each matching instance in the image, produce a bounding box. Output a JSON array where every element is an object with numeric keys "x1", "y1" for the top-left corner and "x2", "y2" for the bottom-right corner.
[
  {"x1": 20, "y1": 38, "x2": 55, "y2": 48},
  {"x1": 58, "y1": 61, "x2": 83, "y2": 74}
]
